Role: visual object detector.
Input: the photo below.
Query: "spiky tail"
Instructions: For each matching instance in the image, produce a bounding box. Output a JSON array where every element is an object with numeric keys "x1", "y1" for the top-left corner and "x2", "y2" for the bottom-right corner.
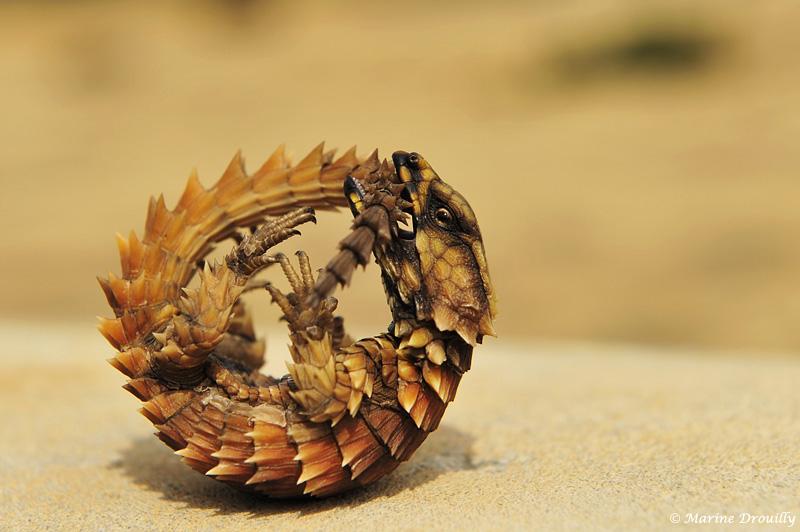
[{"x1": 97, "y1": 143, "x2": 367, "y2": 377}]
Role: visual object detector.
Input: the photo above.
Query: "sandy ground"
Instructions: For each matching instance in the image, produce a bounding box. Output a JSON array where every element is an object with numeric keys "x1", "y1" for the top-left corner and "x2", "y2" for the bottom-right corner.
[{"x1": 1, "y1": 323, "x2": 798, "y2": 531}]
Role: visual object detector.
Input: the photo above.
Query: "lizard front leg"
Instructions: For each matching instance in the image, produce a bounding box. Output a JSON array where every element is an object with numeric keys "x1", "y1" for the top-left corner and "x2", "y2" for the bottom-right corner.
[{"x1": 263, "y1": 251, "x2": 375, "y2": 425}]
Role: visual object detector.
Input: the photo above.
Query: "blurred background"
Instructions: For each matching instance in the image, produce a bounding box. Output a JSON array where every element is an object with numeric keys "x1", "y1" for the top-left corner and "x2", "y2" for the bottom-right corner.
[{"x1": 1, "y1": 0, "x2": 799, "y2": 354}]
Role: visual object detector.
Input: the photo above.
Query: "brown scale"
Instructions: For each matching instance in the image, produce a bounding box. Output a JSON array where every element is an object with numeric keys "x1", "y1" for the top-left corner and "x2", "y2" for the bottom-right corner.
[{"x1": 99, "y1": 144, "x2": 496, "y2": 498}]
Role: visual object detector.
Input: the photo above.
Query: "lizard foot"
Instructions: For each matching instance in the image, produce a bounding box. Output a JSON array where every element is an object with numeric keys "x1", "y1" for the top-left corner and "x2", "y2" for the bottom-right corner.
[
  {"x1": 225, "y1": 207, "x2": 316, "y2": 278},
  {"x1": 264, "y1": 251, "x2": 338, "y2": 342}
]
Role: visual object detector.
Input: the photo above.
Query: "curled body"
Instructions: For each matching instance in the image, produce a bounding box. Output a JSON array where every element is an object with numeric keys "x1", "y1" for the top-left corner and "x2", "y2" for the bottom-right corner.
[{"x1": 99, "y1": 144, "x2": 496, "y2": 497}]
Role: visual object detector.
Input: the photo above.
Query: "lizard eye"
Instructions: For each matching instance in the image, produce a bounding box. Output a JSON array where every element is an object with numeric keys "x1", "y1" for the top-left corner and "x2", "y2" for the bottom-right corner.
[
  {"x1": 434, "y1": 207, "x2": 454, "y2": 228},
  {"x1": 407, "y1": 153, "x2": 420, "y2": 167}
]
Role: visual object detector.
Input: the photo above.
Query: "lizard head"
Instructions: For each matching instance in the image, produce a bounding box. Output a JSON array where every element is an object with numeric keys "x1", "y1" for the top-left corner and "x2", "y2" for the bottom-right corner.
[{"x1": 345, "y1": 151, "x2": 497, "y2": 345}]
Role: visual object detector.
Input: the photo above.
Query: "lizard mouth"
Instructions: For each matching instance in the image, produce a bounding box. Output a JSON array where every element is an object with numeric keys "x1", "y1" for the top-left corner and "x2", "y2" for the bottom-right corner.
[
  {"x1": 396, "y1": 185, "x2": 416, "y2": 240},
  {"x1": 391, "y1": 151, "x2": 423, "y2": 241}
]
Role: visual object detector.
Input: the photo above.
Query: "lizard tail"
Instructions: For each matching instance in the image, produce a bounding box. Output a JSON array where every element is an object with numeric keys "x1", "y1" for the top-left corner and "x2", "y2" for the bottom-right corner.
[{"x1": 97, "y1": 143, "x2": 365, "y2": 376}]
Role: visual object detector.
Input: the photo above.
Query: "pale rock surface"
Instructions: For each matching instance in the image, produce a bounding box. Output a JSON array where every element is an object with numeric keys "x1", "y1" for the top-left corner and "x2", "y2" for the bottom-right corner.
[{"x1": 1, "y1": 323, "x2": 798, "y2": 531}]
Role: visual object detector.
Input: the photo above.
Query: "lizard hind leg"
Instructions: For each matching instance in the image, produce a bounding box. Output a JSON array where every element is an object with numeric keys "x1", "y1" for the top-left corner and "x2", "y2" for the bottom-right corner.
[{"x1": 263, "y1": 251, "x2": 350, "y2": 424}]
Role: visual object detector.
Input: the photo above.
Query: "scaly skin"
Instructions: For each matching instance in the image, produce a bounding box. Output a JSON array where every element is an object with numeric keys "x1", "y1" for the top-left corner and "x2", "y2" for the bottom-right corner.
[{"x1": 99, "y1": 144, "x2": 496, "y2": 498}]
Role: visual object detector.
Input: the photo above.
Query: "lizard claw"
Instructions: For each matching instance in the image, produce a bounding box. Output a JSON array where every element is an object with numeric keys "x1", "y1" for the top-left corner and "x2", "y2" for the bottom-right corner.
[
  {"x1": 226, "y1": 207, "x2": 316, "y2": 277},
  {"x1": 264, "y1": 252, "x2": 338, "y2": 341}
]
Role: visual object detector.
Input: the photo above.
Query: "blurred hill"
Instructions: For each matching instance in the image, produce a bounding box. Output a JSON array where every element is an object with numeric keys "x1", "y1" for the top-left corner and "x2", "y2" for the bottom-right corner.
[{"x1": 1, "y1": 0, "x2": 799, "y2": 352}]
